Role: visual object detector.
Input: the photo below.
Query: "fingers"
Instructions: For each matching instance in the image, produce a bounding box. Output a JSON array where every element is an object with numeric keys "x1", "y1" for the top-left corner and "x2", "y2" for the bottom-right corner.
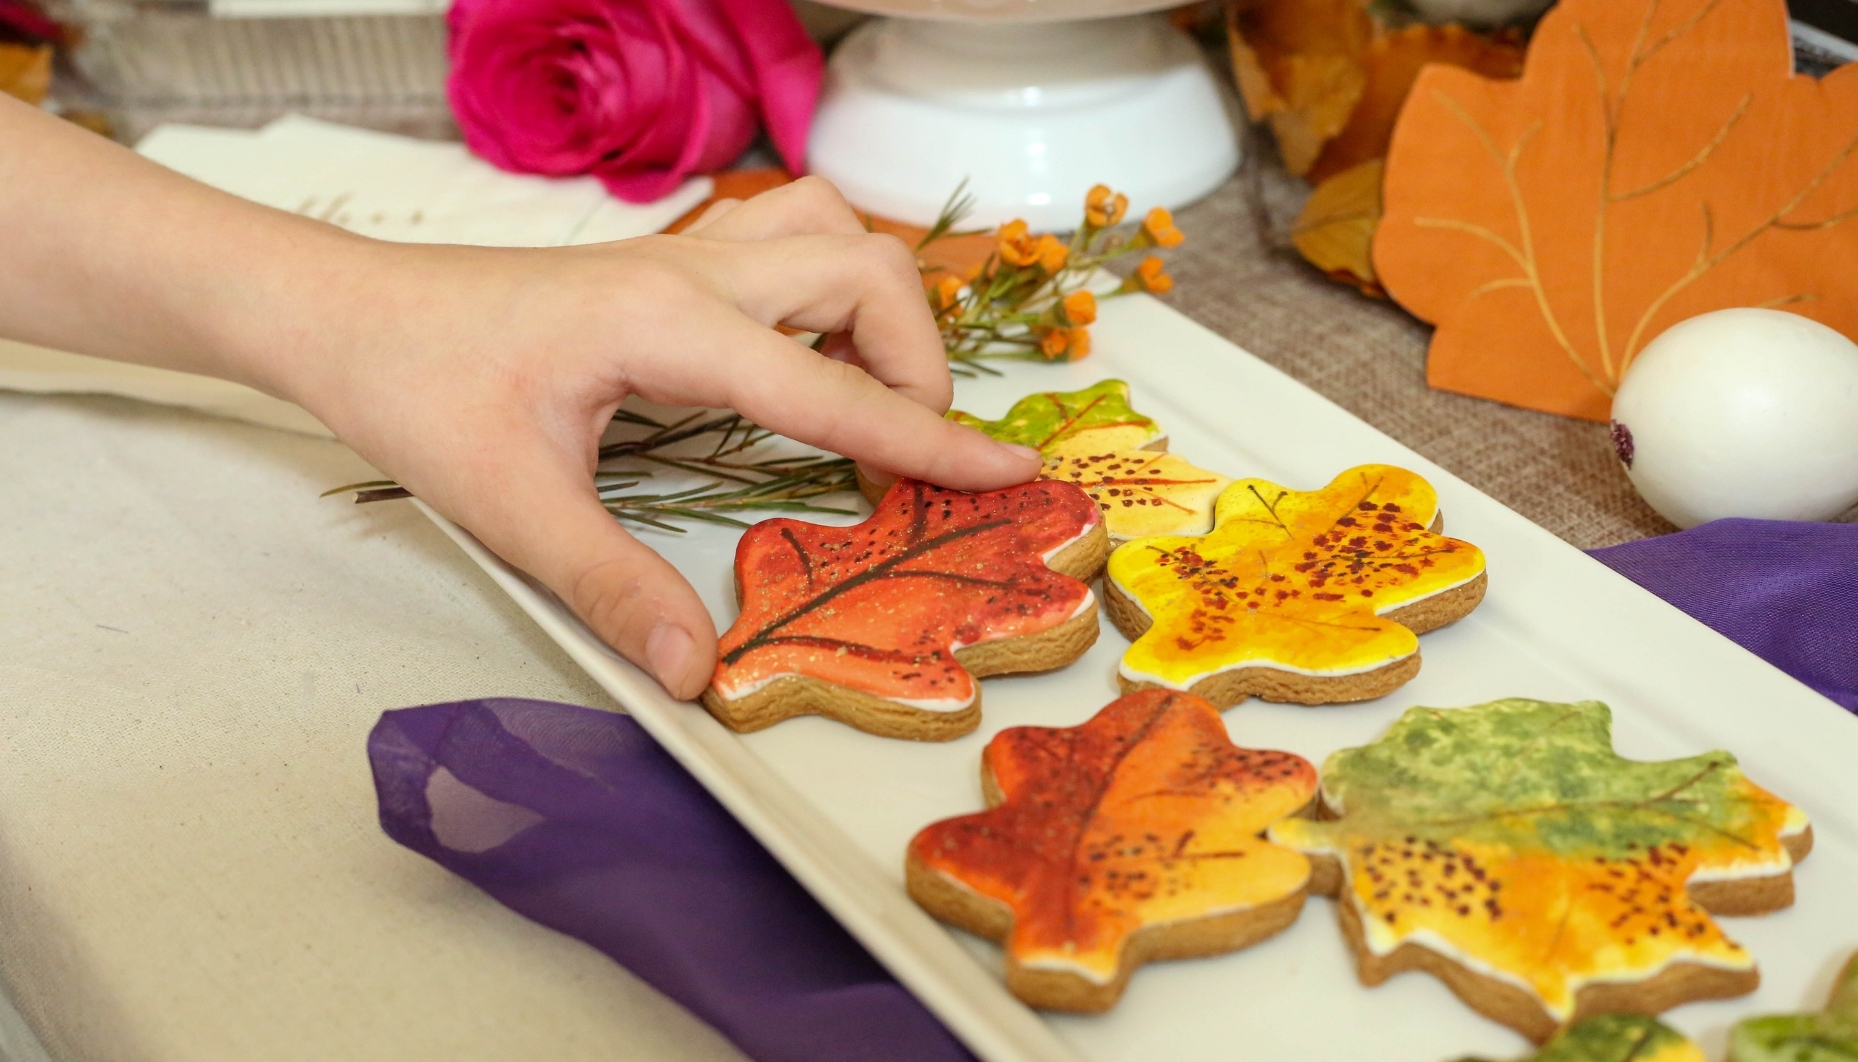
[
  {"x1": 703, "y1": 231, "x2": 953, "y2": 414},
  {"x1": 440, "y1": 441, "x2": 720, "y2": 699},
  {"x1": 683, "y1": 176, "x2": 869, "y2": 243},
  {"x1": 638, "y1": 317, "x2": 1039, "y2": 491}
]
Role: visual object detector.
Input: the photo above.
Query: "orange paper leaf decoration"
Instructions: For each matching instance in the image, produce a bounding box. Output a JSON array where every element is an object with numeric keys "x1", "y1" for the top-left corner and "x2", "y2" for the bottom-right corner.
[
  {"x1": 907, "y1": 690, "x2": 1318, "y2": 1011},
  {"x1": 1375, "y1": 0, "x2": 1858, "y2": 421}
]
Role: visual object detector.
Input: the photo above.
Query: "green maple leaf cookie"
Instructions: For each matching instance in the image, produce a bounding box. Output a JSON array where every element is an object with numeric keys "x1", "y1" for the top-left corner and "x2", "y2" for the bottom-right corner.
[
  {"x1": 948, "y1": 379, "x2": 1163, "y2": 457},
  {"x1": 1729, "y1": 950, "x2": 1858, "y2": 1062},
  {"x1": 1454, "y1": 1014, "x2": 1704, "y2": 1062},
  {"x1": 1269, "y1": 698, "x2": 1813, "y2": 1040}
]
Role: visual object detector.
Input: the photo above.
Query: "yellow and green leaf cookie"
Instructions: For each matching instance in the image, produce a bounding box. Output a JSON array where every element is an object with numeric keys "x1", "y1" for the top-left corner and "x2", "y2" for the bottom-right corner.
[
  {"x1": 1453, "y1": 1014, "x2": 1704, "y2": 1062},
  {"x1": 1270, "y1": 698, "x2": 1814, "y2": 1043},
  {"x1": 1103, "y1": 463, "x2": 1487, "y2": 707},
  {"x1": 864, "y1": 381, "x2": 1207, "y2": 550},
  {"x1": 1728, "y1": 949, "x2": 1858, "y2": 1062},
  {"x1": 948, "y1": 379, "x2": 1164, "y2": 458}
]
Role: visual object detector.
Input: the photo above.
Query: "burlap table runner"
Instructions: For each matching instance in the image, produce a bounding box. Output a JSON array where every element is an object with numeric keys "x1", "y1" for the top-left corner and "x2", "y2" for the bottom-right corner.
[{"x1": 1163, "y1": 168, "x2": 1679, "y2": 551}]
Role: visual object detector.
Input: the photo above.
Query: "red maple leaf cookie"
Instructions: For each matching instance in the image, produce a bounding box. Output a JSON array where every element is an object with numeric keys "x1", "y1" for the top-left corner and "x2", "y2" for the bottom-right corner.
[
  {"x1": 704, "y1": 479, "x2": 1109, "y2": 740},
  {"x1": 908, "y1": 690, "x2": 1319, "y2": 1011}
]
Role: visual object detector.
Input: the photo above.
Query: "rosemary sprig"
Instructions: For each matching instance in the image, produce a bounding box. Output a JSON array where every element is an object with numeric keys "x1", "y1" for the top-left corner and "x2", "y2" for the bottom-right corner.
[
  {"x1": 915, "y1": 179, "x2": 986, "y2": 252},
  {"x1": 326, "y1": 408, "x2": 862, "y2": 531}
]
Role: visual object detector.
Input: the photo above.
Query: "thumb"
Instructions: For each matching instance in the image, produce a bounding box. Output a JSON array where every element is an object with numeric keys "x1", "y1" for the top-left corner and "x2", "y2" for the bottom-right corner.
[{"x1": 443, "y1": 453, "x2": 720, "y2": 700}]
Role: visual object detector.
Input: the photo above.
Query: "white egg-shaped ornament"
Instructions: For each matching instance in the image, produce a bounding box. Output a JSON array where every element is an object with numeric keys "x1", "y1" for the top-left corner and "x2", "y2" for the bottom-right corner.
[{"x1": 1609, "y1": 308, "x2": 1858, "y2": 529}]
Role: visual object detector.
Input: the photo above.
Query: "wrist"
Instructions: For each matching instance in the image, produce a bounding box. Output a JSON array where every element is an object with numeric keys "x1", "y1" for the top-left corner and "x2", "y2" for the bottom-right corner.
[{"x1": 200, "y1": 216, "x2": 397, "y2": 418}]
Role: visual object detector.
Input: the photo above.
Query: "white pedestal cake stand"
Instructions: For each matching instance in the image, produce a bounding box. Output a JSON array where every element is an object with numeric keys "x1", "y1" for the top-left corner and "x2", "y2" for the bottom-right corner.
[{"x1": 806, "y1": 3, "x2": 1239, "y2": 230}]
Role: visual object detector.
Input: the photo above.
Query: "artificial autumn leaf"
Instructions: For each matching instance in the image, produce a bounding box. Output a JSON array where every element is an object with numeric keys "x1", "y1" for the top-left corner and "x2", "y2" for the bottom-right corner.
[
  {"x1": 1455, "y1": 1014, "x2": 1705, "y2": 1062},
  {"x1": 1227, "y1": 0, "x2": 1376, "y2": 176},
  {"x1": 1270, "y1": 699, "x2": 1814, "y2": 1042},
  {"x1": 1294, "y1": 157, "x2": 1387, "y2": 298},
  {"x1": 947, "y1": 379, "x2": 1164, "y2": 458},
  {"x1": 1375, "y1": 0, "x2": 1858, "y2": 422},
  {"x1": 0, "y1": 42, "x2": 51, "y2": 105},
  {"x1": 1228, "y1": 0, "x2": 1525, "y2": 180},
  {"x1": 704, "y1": 479, "x2": 1105, "y2": 740},
  {"x1": 1308, "y1": 23, "x2": 1526, "y2": 184},
  {"x1": 1728, "y1": 949, "x2": 1858, "y2": 1062},
  {"x1": 1105, "y1": 464, "x2": 1486, "y2": 708},
  {"x1": 1042, "y1": 449, "x2": 1233, "y2": 544},
  {"x1": 906, "y1": 689, "x2": 1318, "y2": 1011}
]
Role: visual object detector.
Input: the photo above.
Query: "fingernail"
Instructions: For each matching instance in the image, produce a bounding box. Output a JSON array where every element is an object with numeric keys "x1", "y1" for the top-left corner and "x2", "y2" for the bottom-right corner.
[
  {"x1": 1001, "y1": 443, "x2": 1042, "y2": 462},
  {"x1": 645, "y1": 623, "x2": 698, "y2": 695}
]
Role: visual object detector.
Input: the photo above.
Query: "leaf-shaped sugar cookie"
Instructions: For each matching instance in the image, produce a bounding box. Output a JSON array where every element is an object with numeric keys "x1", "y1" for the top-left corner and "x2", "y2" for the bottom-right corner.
[
  {"x1": 704, "y1": 479, "x2": 1108, "y2": 741},
  {"x1": 907, "y1": 690, "x2": 1318, "y2": 1011},
  {"x1": 1270, "y1": 698, "x2": 1814, "y2": 1042},
  {"x1": 1729, "y1": 949, "x2": 1858, "y2": 1062},
  {"x1": 1104, "y1": 464, "x2": 1486, "y2": 707},
  {"x1": 948, "y1": 379, "x2": 1165, "y2": 458},
  {"x1": 1042, "y1": 449, "x2": 1233, "y2": 544},
  {"x1": 1454, "y1": 1014, "x2": 1704, "y2": 1062}
]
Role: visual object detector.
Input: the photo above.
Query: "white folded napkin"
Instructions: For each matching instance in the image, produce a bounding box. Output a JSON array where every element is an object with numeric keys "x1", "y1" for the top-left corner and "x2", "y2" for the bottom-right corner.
[{"x1": 2, "y1": 115, "x2": 715, "y2": 438}]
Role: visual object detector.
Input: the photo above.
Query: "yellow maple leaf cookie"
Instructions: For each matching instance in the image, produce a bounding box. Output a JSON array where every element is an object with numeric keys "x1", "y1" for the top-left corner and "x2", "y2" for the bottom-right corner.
[
  {"x1": 1103, "y1": 464, "x2": 1486, "y2": 706},
  {"x1": 1042, "y1": 449, "x2": 1232, "y2": 544}
]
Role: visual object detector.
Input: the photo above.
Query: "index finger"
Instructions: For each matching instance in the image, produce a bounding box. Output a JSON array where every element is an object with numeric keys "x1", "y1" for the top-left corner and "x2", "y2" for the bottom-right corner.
[{"x1": 696, "y1": 230, "x2": 955, "y2": 415}]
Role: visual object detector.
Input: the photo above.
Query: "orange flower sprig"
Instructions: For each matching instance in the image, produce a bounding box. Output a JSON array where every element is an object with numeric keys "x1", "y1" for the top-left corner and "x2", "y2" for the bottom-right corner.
[{"x1": 919, "y1": 183, "x2": 1184, "y2": 372}]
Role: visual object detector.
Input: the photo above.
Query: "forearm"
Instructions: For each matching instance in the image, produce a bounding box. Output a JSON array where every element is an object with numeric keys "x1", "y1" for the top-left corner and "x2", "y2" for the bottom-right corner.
[{"x1": 0, "y1": 94, "x2": 371, "y2": 401}]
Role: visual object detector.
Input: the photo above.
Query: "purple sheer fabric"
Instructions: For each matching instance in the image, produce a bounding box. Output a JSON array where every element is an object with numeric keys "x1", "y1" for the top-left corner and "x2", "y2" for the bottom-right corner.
[
  {"x1": 369, "y1": 698, "x2": 976, "y2": 1062},
  {"x1": 1589, "y1": 517, "x2": 1858, "y2": 712}
]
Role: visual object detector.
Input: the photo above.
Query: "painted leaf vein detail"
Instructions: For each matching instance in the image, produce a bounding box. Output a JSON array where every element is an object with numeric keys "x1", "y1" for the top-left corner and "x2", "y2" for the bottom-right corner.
[
  {"x1": 910, "y1": 691, "x2": 1318, "y2": 982},
  {"x1": 712, "y1": 480, "x2": 1099, "y2": 704}
]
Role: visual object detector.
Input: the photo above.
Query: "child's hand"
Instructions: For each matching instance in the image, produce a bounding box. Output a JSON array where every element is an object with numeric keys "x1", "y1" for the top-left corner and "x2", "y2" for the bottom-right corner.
[
  {"x1": 279, "y1": 179, "x2": 1042, "y2": 699},
  {"x1": 0, "y1": 95, "x2": 1037, "y2": 698}
]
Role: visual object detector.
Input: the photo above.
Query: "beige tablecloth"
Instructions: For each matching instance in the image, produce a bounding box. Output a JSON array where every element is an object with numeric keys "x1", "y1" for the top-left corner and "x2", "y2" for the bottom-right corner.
[{"x1": 0, "y1": 393, "x2": 748, "y2": 1062}]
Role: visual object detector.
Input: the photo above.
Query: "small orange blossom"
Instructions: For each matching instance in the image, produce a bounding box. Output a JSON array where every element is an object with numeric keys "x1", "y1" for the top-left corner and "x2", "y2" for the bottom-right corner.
[
  {"x1": 996, "y1": 220, "x2": 1040, "y2": 267},
  {"x1": 929, "y1": 274, "x2": 965, "y2": 314},
  {"x1": 1142, "y1": 207, "x2": 1184, "y2": 249},
  {"x1": 1034, "y1": 233, "x2": 1069, "y2": 273},
  {"x1": 1124, "y1": 255, "x2": 1174, "y2": 294},
  {"x1": 1085, "y1": 185, "x2": 1129, "y2": 228}
]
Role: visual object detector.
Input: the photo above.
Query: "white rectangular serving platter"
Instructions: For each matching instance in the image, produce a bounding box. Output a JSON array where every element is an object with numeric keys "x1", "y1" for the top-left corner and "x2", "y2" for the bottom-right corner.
[{"x1": 420, "y1": 292, "x2": 1858, "y2": 1062}]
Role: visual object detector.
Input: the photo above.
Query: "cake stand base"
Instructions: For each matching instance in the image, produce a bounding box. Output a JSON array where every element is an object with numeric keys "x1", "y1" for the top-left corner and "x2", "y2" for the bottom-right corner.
[{"x1": 807, "y1": 15, "x2": 1240, "y2": 230}]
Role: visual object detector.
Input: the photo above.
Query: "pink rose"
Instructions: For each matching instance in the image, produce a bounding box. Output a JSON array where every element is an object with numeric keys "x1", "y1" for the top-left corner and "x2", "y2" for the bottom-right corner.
[{"x1": 447, "y1": 0, "x2": 822, "y2": 203}]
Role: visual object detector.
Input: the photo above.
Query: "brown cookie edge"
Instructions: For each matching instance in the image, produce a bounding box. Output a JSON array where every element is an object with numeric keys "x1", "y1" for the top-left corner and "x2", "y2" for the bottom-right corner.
[{"x1": 905, "y1": 846, "x2": 1307, "y2": 1013}]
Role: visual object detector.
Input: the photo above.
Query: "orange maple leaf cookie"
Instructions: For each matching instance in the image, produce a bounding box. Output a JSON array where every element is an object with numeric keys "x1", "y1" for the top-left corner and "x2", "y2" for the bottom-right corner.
[
  {"x1": 1103, "y1": 463, "x2": 1487, "y2": 707},
  {"x1": 907, "y1": 690, "x2": 1318, "y2": 1011},
  {"x1": 1270, "y1": 699, "x2": 1813, "y2": 1042},
  {"x1": 704, "y1": 479, "x2": 1109, "y2": 741}
]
